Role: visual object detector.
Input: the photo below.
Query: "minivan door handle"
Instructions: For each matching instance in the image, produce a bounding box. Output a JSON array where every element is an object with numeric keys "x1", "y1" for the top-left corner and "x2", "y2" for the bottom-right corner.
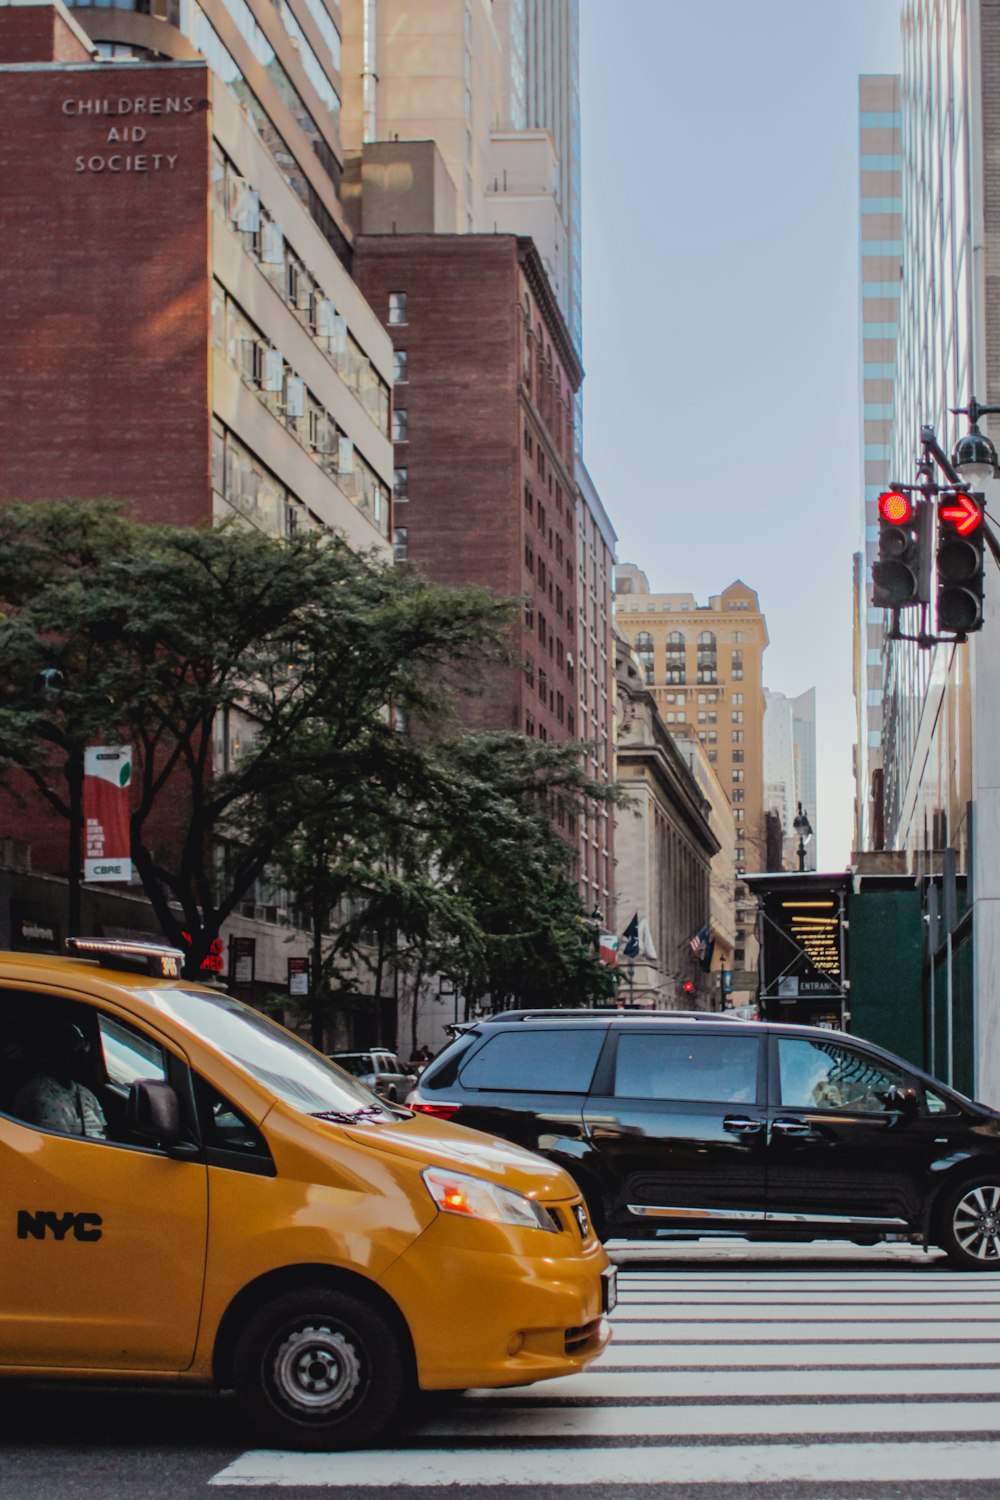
[
  {"x1": 771, "y1": 1118, "x2": 811, "y2": 1137},
  {"x1": 723, "y1": 1115, "x2": 763, "y2": 1135}
]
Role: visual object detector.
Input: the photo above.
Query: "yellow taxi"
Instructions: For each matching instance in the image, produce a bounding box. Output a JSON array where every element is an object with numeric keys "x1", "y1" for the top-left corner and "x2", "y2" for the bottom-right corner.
[{"x1": 0, "y1": 939, "x2": 613, "y2": 1449}]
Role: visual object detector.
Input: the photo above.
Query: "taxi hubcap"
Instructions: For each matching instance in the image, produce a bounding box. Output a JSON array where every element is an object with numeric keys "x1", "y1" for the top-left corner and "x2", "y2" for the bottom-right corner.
[
  {"x1": 272, "y1": 1324, "x2": 362, "y2": 1413},
  {"x1": 953, "y1": 1185, "x2": 1000, "y2": 1260}
]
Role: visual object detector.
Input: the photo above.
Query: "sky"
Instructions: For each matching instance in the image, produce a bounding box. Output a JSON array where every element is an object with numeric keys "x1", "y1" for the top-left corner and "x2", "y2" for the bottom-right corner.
[{"x1": 579, "y1": 0, "x2": 903, "y2": 873}]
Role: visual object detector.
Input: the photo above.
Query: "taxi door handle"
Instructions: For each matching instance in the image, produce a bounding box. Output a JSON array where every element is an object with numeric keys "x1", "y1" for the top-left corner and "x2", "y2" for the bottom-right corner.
[
  {"x1": 723, "y1": 1115, "x2": 763, "y2": 1135},
  {"x1": 771, "y1": 1118, "x2": 811, "y2": 1137}
]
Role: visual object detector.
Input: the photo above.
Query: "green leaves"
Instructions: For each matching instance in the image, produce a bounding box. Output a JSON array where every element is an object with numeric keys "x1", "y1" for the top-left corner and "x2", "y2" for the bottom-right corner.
[{"x1": 0, "y1": 503, "x2": 617, "y2": 1012}]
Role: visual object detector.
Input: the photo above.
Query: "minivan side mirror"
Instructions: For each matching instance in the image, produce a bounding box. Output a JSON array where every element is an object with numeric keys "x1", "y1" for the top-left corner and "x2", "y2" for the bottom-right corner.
[{"x1": 126, "y1": 1078, "x2": 182, "y2": 1146}]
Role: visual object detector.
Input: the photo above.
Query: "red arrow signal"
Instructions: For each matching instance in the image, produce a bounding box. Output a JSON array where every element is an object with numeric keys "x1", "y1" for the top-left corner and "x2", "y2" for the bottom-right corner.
[{"x1": 940, "y1": 494, "x2": 982, "y2": 535}]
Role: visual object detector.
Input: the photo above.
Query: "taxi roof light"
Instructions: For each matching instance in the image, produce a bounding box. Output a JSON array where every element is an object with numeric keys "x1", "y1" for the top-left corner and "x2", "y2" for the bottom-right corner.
[{"x1": 65, "y1": 936, "x2": 186, "y2": 979}]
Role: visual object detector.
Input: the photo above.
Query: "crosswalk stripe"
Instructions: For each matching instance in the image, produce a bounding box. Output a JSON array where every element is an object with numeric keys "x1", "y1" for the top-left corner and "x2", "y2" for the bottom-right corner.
[
  {"x1": 607, "y1": 1318, "x2": 1000, "y2": 1339},
  {"x1": 468, "y1": 1365, "x2": 1000, "y2": 1400},
  {"x1": 617, "y1": 1290, "x2": 1000, "y2": 1303},
  {"x1": 597, "y1": 1340, "x2": 1000, "y2": 1367},
  {"x1": 409, "y1": 1399, "x2": 1000, "y2": 1439},
  {"x1": 210, "y1": 1440, "x2": 1000, "y2": 1487},
  {"x1": 617, "y1": 1308, "x2": 1000, "y2": 1320}
]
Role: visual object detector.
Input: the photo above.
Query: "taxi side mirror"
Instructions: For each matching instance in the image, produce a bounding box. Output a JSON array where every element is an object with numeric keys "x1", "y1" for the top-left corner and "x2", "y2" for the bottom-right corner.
[{"x1": 127, "y1": 1079, "x2": 182, "y2": 1146}]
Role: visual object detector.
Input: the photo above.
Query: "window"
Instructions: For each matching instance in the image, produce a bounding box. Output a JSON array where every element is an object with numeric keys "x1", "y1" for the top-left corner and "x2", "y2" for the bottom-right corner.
[
  {"x1": 733, "y1": 788, "x2": 744, "y2": 803},
  {"x1": 458, "y1": 1029, "x2": 604, "y2": 1093},
  {"x1": 388, "y1": 292, "x2": 407, "y2": 324},
  {"x1": 0, "y1": 990, "x2": 170, "y2": 1145},
  {"x1": 614, "y1": 1033, "x2": 759, "y2": 1104},
  {"x1": 732, "y1": 769, "x2": 744, "y2": 782},
  {"x1": 732, "y1": 630, "x2": 743, "y2": 642},
  {"x1": 732, "y1": 730, "x2": 744, "y2": 744},
  {"x1": 731, "y1": 650, "x2": 744, "y2": 681},
  {"x1": 635, "y1": 631, "x2": 655, "y2": 684},
  {"x1": 393, "y1": 526, "x2": 408, "y2": 561},
  {"x1": 736, "y1": 846, "x2": 745, "y2": 861},
  {"x1": 392, "y1": 349, "x2": 408, "y2": 382},
  {"x1": 696, "y1": 632, "x2": 717, "y2": 683},
  {"x1": 732, "y1": 749, "x2": 744, "y2": 763},
  {"x1": 394, "y1": 467, "x2": 408, "y2": 501},
  {"x1": 778, "y1": 1039, "x2": 906, "y2": 1114},
  {"x1": 391, "y1": 408, "x2": 408, "y2": 442},
  {"x1": 666, "y1": 631, "x2": 686, "y2": 684},
  {"x1": 732, "y1": 711, "x2": 743, "y2": 723},
  {"x1": 733, "y1": 693, "x2": 743, "y2": 705}
]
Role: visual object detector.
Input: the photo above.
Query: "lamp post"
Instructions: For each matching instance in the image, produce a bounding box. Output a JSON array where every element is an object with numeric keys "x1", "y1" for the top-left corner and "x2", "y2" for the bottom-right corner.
[
  {"x1": 37, "y1": 668, "x2": 82, "y2": 940},
  {"x1": 793, "y1": 802, "x2": 812, "y2": 873}
]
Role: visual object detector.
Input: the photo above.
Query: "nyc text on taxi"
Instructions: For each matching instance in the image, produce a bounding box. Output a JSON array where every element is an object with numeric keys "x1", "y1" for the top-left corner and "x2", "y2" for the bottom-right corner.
[{"x1": 0, "y1": 941, "x2": 612, "y2": 1448}]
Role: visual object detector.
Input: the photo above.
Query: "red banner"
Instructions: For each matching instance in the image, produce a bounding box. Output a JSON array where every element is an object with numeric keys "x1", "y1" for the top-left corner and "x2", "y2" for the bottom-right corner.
[{"x1": 83, "y1": 746, "x2": 132, "y2": 883}]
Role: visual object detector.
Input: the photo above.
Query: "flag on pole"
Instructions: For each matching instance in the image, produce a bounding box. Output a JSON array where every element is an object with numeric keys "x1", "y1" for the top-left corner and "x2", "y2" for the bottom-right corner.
[
  {"x1": 622, "y1": 913, "x2": 640, "y2": 958},
  {"x1": 689, "y1": 924, "x2": 715, "y2": 971}
]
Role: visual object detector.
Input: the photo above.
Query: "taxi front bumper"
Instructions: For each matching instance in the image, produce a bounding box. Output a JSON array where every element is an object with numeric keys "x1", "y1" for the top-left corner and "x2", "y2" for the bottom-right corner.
[{"x1": 378, "y1": 1209, "x2": 612, "y2": 1390}]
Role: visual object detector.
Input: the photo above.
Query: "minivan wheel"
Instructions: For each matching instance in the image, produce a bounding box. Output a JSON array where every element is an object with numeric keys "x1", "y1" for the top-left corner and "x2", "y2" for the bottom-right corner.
[
  {"x1": 939, "y1": 1178, "x2": 1000, "y2": 1269},
  {"x1": 232, "y1": 1286, "x2": 407, "y2": 1449}
]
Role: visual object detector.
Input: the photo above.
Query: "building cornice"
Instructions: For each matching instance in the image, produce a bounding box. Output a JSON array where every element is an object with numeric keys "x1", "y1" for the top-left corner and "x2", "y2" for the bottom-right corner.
[{"x1": 517, "y1": 236, "x2": 583, "y2": 389}]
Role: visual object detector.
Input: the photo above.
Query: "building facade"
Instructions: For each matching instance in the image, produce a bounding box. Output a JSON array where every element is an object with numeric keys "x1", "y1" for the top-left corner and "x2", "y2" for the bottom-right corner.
[
  {"x1": 855, "y1": 73, "x2": 903, "y2": 851},
  {"x1": 354, "y1": 233, "x2": 582, "y2": 755},
  {"x1": 613, "y1": 638, "x2": 721, "y2": 1010},
  {"x1": 615, "y1": 565, "x2": 768, "y2": 979},
  {"x1": 858, "y1": 0, "x2": 1000, "y2": 1104},
  {"x1": 764, "y1": 686, "x2": 817, "y2": 870},
  {"x1": 575, "y1": 462, "x2": 617, "y2": 926},
  {"x1": 0, "y1": 0, "x2": 393, "y2": 996}
]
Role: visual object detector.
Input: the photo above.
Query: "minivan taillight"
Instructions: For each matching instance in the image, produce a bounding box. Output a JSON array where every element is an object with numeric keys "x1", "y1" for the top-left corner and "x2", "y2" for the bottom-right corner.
[{"x1": 409, "y1": 1100, "x2": 460, "y2": 1121}]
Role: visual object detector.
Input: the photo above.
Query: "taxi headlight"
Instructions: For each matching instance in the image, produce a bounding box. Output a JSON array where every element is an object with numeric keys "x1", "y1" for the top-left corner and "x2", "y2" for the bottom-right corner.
[{"x1": 422, "y1": 1166, "x2": 558, "y2": 1232}]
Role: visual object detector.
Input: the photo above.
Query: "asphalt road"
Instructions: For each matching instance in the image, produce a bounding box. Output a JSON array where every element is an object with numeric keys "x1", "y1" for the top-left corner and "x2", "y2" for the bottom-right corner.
[{"x1": 6, "y1": 1239, "x2": 1000, "y2": 1500}]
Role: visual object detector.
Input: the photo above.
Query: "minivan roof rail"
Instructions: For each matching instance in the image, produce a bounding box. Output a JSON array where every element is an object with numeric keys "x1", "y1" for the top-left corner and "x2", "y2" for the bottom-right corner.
[{"x1": 477, "y1": 1007, "x2": 730, "y2": 1024}]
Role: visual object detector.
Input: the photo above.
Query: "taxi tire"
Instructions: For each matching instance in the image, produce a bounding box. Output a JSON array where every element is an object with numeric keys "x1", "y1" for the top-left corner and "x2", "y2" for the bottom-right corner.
[
  {"x1": 232, "y1": 1286, "x2": 407, "y2": 1450},
  {"x1": 938, "y1": 1175, "x2": 1000, "y2": 1270}
]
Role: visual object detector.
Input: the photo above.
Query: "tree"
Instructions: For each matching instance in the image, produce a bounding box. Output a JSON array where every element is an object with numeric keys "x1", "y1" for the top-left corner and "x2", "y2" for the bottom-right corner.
[
  {"x1": 272, "y1": 727, "x2": 620, "y2": 1046},
  {"x1": 0, "y1": 503, "x2": 513, "y2": 974}
]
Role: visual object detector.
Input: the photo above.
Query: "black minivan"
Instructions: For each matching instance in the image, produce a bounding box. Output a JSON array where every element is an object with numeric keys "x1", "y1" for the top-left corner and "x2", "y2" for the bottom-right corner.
[{"x1": 407, "y1": 1010, "x2": 1000, "y2": 1269}]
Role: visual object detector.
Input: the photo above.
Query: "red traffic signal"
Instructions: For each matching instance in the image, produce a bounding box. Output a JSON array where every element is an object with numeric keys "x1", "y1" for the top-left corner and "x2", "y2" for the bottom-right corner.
[
  {"x1": 681, "y1": 980, "x2": 695, "y2": 995},
  {"x1": 878, "y1": 490, "x2": 913, "y2": 525}
]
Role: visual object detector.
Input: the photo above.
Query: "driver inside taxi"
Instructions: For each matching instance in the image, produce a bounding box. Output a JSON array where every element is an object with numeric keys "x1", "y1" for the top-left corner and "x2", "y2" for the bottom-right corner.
[{"x1": 10, "y1": 1019, "x2": 107, "y2": 1138}]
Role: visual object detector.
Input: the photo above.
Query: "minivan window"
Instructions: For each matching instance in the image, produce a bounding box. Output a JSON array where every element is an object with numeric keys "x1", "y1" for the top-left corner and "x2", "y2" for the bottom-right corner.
[
  {"x1": 458, "y1": 1028, "x2": 604, "y2": 1094},
  {"x1": 778, "y1": 1038, "x2": 905, "y2": 1113},
  {"x1": 614, "y1": 1032, "x2": 759, "y2": 1104},
  {"x1": 142, "y1": 988, "x2": 378, "y2": 1114}
]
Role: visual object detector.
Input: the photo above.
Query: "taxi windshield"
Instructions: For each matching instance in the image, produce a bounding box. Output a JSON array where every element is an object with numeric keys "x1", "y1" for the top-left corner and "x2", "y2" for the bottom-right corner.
[{"x1": 140, "y1": 987, "x2": 380, "y2": 1115}]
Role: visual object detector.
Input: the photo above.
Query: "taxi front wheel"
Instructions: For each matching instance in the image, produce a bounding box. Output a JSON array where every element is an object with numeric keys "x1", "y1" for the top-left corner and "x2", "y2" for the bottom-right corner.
[{"x1": 232, "y1": 1286, "x2": 408, "y2": 1449}]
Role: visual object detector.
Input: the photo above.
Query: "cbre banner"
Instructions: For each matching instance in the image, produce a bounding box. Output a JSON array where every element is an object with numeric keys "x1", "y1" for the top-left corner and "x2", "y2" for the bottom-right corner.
[{"x1": 83, "y1": 746, "x2": 132, "y2": 883}]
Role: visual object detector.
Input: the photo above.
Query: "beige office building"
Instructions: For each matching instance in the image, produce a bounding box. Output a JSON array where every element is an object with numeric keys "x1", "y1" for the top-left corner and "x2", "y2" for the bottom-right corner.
[{"x1": 615, "y1": 566, "x2": 768, "y2": 978}]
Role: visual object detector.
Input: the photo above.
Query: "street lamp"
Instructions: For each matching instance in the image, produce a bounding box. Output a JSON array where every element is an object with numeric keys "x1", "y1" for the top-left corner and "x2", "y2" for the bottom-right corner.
[
  {"x1": 793, "y1": 802, "x2": 812, "y2": 873},
  {"x1": 952, "y1": 397, "x2": 1000, "y2": 483},
  {"x1": 36, "y1": 668, "x2": 83, "y2": 940}
]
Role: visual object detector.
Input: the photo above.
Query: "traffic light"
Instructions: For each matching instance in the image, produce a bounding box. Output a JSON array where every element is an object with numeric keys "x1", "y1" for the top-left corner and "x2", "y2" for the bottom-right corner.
[
  {"x1": 872, "y1": 491, "x2": 931, "y2": 609},
  {"x1": 937, "y1": 491, "x2": 985, "y2": 633}
]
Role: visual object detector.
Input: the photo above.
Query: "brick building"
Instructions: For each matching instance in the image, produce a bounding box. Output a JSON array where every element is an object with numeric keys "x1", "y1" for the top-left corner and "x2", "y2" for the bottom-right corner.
[
  {"x1": 0, "y1": 0, "x2": 393, "y2": 984},
  {"x1": 355, "y1": 234, "x2": 583, "y2": 760}
]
